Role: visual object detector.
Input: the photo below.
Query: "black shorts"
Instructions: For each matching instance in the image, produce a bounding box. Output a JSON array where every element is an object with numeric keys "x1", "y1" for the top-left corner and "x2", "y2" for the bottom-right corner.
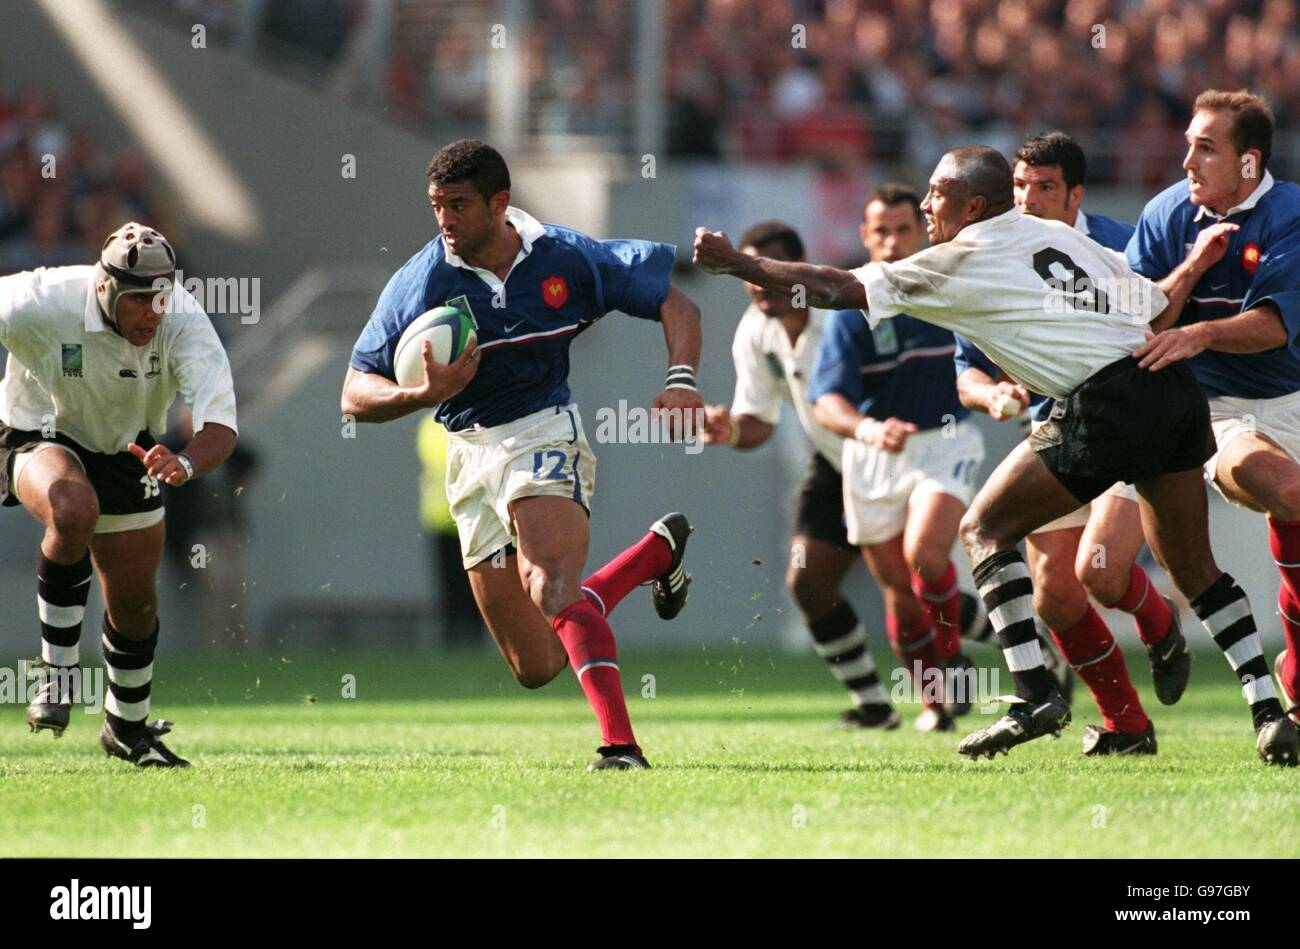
[
  {"x1": 1029, "y1": 356, "x2": 1215, "y2": 504},
  {"x1": 0, "y1": 425, "x2": 163, "y2": 522},
  {"x1": 793, "y1": 451, "x2": 854, "y2": 550}
]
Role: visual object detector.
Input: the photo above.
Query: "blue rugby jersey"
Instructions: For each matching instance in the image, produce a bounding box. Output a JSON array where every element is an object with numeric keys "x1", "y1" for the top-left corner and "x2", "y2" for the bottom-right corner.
[
  {"x1": 954, "y1": 209, "x2": 1134, "y2": 421},
  {"x1": 807, "y1": 307, "x2": 965, "y2": 430},
  {"x1": 350, "y1": 206, "x2": 674, "y2": 431},
  {"x1": 1127, "y1": 172, "x2": 1300, "y2": 399}
]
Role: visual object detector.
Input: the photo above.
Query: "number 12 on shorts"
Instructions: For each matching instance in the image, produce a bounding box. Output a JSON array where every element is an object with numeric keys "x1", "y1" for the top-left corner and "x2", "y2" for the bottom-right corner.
[{"x1": 532, "y1": 450, "x2": 569, "y2": 481}]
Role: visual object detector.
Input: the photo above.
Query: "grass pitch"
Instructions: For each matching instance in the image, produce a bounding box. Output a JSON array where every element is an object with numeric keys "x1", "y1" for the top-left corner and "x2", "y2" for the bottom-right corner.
[{"x1": 0, "y1": 646, "x2": 1295, "y2": 858}]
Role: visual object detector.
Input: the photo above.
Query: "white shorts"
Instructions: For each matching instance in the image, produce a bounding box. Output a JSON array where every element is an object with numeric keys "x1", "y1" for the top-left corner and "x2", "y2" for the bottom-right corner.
[
  {"x1": 445, "y1": 403, "x2": 597, "y2": 568},
  {"x1": 1029, "y1": 419, "x2": 1137, "y2": 534},
  {"x1": 841, "y1": 419, "x2": 985, "y2": 546},
  {"x1": 1205, "y1": 391, "x2": 1300, "y2": 507}
]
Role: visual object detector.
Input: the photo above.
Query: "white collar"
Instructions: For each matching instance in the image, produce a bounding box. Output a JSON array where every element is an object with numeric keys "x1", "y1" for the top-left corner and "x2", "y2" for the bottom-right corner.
[
  {"x1": 1194, "y1": 171, "x2": 1275, "y2": 221},
  {"x1": 442, "y1": 205, "x2": 546, "y2": 269},
  {"x1": 1072, "y1": 211, "x2": 1090, "y2": 236}
]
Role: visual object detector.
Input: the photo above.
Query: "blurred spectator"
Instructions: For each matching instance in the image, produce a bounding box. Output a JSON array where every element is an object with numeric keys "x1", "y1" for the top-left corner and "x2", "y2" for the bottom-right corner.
[
  {"x1": 130, "y1": 0, "x2": 1300, "y2": 181},
  {"x1": 0, "y1": 85, "x2": 172, "y2": 277}
]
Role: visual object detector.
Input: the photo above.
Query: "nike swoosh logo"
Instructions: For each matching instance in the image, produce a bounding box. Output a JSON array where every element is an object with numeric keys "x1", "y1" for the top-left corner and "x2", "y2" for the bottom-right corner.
[
  {"x1": 503, "y1": 320, "x2": 524, "y2": 333},
  {"x1": 1209, "y1": 283, "x2": 1227, "y2": 291}
]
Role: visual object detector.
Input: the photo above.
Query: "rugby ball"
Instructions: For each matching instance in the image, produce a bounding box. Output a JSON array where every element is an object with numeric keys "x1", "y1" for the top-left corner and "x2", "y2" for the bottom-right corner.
[{"x1": 393, "y1": 306, "x2": 477, "y2": 386}]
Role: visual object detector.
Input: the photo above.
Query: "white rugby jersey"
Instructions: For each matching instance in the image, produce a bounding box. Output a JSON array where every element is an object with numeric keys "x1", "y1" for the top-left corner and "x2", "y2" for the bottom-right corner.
[
  {"x1": 852, "y1": 206, "x2": 1167, "y2": 399},
  {"x1": 0, "y1": 266, "x2": 238, "y2": 455},
  {"x1": 730, "y1": 304, "x2": 845, "y2": 470}
]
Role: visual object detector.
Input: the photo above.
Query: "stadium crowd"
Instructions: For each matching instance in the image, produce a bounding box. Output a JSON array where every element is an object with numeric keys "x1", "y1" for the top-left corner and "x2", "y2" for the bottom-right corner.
[
  {"x1": 140, "y1": 0, "x2": 1300, "y2": 185},
  {"x1": 0, "y1": 87, "x2": 173, "y2": 275}
]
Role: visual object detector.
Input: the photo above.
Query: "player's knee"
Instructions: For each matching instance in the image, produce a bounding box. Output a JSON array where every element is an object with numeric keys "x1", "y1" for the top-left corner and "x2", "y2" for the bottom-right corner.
[
  {"x1": 520, "y1": 560, "x2": 577, "y2": 619},
  {"x1": 1077, "y1": 561, "x2": 1127, "y2": 606},
  {"x1": 958, "y1": 510, "x2": 991, "y2": 555},
  {"x1": 514, "y1": 660, "x2": 565, "y2": 690},
  {"x1": 1033, "y1": 571, "x2": 1086, "y2": 628},
  {"x1": 46, "y1": 481, "x2": 98, "y2": 545},
  {"x1": 905, "y1": 544, "x2": 949, "y2": 581},
  {"x1": 1270, "y1": 475, "x2": 1300, "y2": 520},
  {"x1": 786, "y1": 566, "x2": 829, "y2": 615}
]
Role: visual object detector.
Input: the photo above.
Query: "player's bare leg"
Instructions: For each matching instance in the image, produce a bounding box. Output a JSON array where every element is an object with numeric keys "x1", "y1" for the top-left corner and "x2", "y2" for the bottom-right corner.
[
  {"x1": 467, "y1": 554, "x2": 568, "y2": 689},
  {"x1": 862, "y1": 534, "x2": 951, "y2": 731},
  {"x1": 1079, "y1": 493, "x2": 1188, "y2": 706},
  {"x1": 1137, "y1": 467, "x2": 1298, "y2": 765},
  {"x1": 956, "y1": 442, "x2": 1087, "y2": 757},
  {"x1": 1026, "y1": 523, "x2": 1154, "y2": 754},
  {"x1": 1211, "y1": 431, "x2": 1300, "y2": 720},
  {"x1": 511, "y1": 494, "x2": 648, "y2": 770},
  {"x1": 903, "y1": 491, "x2": 967, "y2": 658},
  {"x1": 788, "y1": 536, "x2": 897, "y2": 729},
  {"x1": 89, "y1": 522, "x2": 188, "y2": 767},
  {"x1": 15, "y1": 447, "x2": 97, "y2": 737}
]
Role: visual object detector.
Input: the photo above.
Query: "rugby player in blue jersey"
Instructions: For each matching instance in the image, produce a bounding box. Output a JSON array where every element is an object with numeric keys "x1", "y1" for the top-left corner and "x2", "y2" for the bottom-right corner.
[
  {"x1": 807, "y1": 186, "x2": 988, "y2": 733},
  {"x1": 342, "y1": 141, "x2": 704, "y2": 771},
  {"x1": 1130, "y1": 90, "x2": 1300, "y2": 731}
]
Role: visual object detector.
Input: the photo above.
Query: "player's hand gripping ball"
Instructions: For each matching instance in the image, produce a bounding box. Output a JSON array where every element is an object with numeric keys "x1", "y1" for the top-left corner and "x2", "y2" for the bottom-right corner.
[
  {"x1": 394, "y1": 306, "x2": 477, "y2": 383},
  {"x1": 394, "y1": 306, "x2": 481, "y2": 404}
]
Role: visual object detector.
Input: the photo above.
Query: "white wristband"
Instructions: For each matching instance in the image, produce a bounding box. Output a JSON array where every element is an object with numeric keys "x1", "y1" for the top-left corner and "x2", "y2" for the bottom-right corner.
[
  {"x1": 175, "y1": 452, "x2": 195, "y2": 482},
  {"x1": 854, "y1": 418, "x2": 883, "y2": 445}
]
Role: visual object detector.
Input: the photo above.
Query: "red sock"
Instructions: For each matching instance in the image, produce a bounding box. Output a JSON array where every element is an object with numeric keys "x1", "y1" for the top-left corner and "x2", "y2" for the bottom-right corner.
[
  {"x1": 886, "y1": 610, "x2": 945, "y2": 710},
  {"x1": 1277, "y1": 585, "x2": 1300, "y2": 702},
  {"x1": 1114, "y1": 563, "x2": 1174, "y2": 645},
  {"x1": 1049, "y1": 604, "x2": 1148, "y2": 734},
  {"x1": 1269, "y1": 518, "x2": 1300, "y2": 603},
  {"x1": 581, "y1": 531, "x2": 672, "y2": 617},
  {"x1": 552, "y1": 600, "x2": 638, "y2": 749},
  {"x1": 911, "y1": 562, "x2": 961, "y2": 660}
]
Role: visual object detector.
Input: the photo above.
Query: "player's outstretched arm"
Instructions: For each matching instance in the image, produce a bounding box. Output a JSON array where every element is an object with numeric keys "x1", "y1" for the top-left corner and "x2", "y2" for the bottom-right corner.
[
  {"x1": 652, "y1": 285, "x2": 704, "y2": 440},
  {"x1": 341, "y1": 339, "x2": 479, "y2": 423},
  {"x1": 693, "y1": 228, "x2": 866, "y2": 310},
  {"x1": 1136, "y1": 302, "x2": 1286, "y2": 370},
  {"x1": 129, "y1": 423, "x2": 237, "y2": 487}
]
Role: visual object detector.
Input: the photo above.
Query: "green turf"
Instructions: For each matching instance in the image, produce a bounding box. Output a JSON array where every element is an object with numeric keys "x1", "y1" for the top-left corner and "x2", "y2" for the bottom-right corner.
[{"x1": 0, "y1": 646, "x2": 1295, "y2": 858}]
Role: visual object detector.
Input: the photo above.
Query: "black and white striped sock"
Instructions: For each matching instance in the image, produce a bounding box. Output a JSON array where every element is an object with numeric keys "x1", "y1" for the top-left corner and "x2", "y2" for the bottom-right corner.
[
  {"x1": 37, "y1": 552, "x2": 92, "y2": 670},
  {"x1": 973, "y1": 550, "x2": 1056, "y2": 702},
  {"x1": 1191, "y1": 573, "x2": 1284, "y2": 727},
  {"x1": 102, "y1": 614, "x2": 158, "y2": 736},
  {"x1": 809, "y1": 602, "x2": 889, "y2": 706}
]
